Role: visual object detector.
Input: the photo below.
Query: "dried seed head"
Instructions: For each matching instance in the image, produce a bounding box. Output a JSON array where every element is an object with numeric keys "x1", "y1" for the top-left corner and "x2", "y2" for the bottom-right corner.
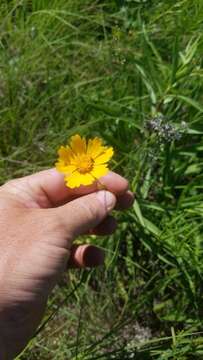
[{"x1": 146, "y1": 115, "x2": 183, "y2": 143}]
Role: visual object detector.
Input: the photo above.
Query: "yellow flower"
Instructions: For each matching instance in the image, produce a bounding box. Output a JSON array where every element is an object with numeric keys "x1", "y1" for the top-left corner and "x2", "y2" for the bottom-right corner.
[{"x1": 55, "y1": 134, "x2": 114, "y2": 188}]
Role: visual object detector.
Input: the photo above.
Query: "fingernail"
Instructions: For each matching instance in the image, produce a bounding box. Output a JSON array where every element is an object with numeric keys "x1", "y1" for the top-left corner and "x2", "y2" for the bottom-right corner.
[
  {"x1": 84, "y1": 246, "x2": 105, "y2": 267},
  {"x1": 96, "y1": 190, "x2": 116, "y2": 212}
]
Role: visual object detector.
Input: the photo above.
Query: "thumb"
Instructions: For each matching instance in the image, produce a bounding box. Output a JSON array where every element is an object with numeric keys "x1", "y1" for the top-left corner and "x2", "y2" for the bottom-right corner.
[{"x1": 55, "y1": 190, "x2": 116, "y2": 239}]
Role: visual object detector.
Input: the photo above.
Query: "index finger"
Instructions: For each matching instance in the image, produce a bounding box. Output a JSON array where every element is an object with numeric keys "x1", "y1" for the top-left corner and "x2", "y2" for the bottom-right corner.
[{"x1": 18, "y1": 168, "x2": 129, "y2": 207}]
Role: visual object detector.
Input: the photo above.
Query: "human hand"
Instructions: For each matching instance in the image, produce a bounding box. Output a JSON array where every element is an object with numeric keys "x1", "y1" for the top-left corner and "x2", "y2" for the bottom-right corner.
[{"x1": 0, "y1": 169, "x2": 133, "y2": 359}]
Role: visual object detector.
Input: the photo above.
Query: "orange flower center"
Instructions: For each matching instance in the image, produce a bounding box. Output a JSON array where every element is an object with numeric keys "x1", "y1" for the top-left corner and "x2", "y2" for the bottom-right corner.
[{"x1": 76, "y1": 155, "x2": 94, "y2": 174}]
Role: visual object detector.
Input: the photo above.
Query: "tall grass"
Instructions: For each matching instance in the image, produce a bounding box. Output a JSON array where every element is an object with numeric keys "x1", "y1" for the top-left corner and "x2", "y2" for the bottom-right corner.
[{"x1": 0, "y1": 0, "x2": 203, "y2": 358}]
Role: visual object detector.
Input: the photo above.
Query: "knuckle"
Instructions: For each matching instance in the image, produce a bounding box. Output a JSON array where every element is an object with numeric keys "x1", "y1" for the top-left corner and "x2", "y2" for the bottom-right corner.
[
  {"x1": 39, "y1": 211, "x2": 61, "y2": 234},
  {"x1": 46, "y1": 210, "x2": 65, "y2": 232},
  {"x1": 77, "y1": 198, "x2": 100, "y2": 224},
  {"x1": 1, "y1": 179, "x2": 23, "y2": 195},
  {"x1": 2, "y1": 179, "x2": 16, "y2": 189}
]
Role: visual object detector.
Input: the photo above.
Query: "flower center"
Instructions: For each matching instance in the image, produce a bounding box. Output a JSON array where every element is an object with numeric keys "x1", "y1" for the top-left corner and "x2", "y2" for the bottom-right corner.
[{"x1": 76, "y1": 155, "x2": 94, "y2": 174}]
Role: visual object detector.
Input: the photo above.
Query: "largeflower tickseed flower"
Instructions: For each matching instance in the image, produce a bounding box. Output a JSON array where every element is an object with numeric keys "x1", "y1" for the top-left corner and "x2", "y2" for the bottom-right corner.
[{"x1": 55, "y1": 134, "x2": 114, "y2": 188}]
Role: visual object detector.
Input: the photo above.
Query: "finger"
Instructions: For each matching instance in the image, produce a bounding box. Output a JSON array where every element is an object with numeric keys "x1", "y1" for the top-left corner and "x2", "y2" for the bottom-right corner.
[
  {"x1": 89, "y1": 192, "x2": 134, "y2": 236},
  {"x1": 44, "y1": 169, "x2": 129, "y2": 205},
  {"x1": 68, "y1": 244, "x2": 105, "y2": 268},
  {"x1": 116, "y1": 190, "x2": 134, "y2": 210},
  {"x1": 67, "y1": 170, "x2": 129, "y2": 199},
  {"x1": 3, "y1": 169, "x2": 129, "y2": 208},
  {"x1": 90, "y1": 192, "x2": 134, "y2": 236},
  {"x1": 90, "y1": 216, "x2": 117, "y2": 236},
  {"x1": 55, "y1": 190, "x2": 116, "y2": 241}
]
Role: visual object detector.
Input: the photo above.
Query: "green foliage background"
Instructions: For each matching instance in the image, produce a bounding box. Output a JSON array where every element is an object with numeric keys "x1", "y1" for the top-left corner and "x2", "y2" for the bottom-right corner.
[{"x1": 0, "y1": 0, "x2": 203, "y2": 359}]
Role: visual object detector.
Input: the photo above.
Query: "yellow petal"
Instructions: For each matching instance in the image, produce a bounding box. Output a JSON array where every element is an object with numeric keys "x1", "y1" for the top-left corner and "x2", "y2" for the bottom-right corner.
[
  {"x1": 94, "y1": 147, "x2": 114, "y2": 164},
  {"x1": 87, "y1": 137, "x2": 105, "y2": 158},
  {"x1": 56, "y1": 161, "x2": 77, "y2": 174},
  {"x1": 65, "y1": 173, "x2": 81, "y2": 188},
  {"x1": 70, "y1": 134, "x2": 86, "y2": 155},
  {"x1": 65, "y1": 172, "x2": 94, "y2": 188},
  {"x1": 65, "y1": 165, "x2": 77, "y2": 173},
  {"x1": 79, "y1": 174, "x2": 95, "y2": 186},
  {"x1": 58, "y1": 146, "x2": 73, "y2": 163},
  {"x1": 55, "y1": 161, "x2": 66, "y2": 173},
  {"x1": 91, "y1": 164, "x2": 109, "y2": 179}
]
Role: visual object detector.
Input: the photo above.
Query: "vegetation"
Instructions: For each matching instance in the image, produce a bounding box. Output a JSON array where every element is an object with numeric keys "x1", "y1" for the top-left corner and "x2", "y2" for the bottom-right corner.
[{"x1": 0, "y1": 0, "x2": 203, "y2": 358}]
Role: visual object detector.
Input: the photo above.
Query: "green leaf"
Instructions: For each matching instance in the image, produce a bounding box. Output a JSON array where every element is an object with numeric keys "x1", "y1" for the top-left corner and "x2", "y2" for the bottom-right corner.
[
  {"x1": 143, "y1": 217, "x2": 161, "y2": 237},
  {"x1": 133, "y1": 199, "x2": 145, "y2": 227},
  {"x1": 168, "y1": 95, "x2": 203, "y2": 113}
]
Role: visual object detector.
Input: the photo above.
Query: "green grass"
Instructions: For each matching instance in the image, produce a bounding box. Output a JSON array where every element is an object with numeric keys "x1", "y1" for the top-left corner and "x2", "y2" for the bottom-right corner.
[{"x1": 1, "y1": 0, "x2": 203, "y2": 359}]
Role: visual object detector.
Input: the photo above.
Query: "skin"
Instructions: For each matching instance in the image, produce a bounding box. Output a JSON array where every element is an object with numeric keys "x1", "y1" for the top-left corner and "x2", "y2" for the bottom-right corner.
[{"x1": 0, "y1": 169, "x2": 134, "y2": 359}]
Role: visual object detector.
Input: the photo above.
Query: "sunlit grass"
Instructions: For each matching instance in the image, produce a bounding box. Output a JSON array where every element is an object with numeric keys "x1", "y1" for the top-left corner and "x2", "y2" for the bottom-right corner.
[{"x1": 1, "y1": 0, "x2": 203, "y2": 359}]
